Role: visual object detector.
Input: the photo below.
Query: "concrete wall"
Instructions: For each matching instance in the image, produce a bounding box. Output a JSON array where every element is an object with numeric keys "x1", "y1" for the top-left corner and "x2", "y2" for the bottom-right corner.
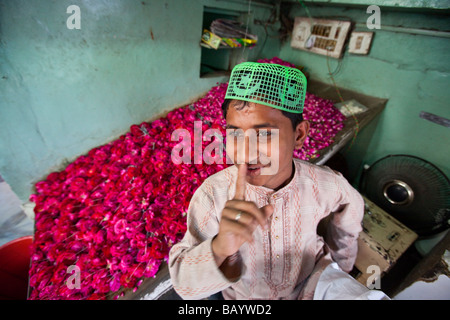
[
  {"x1": 1, "y1": 0, "x2": 449, "y2": 203},
  {"x1": 0, "y1": 0, "x2": 279, "y2": 202},
  {"x1": 279, "y1": 2, "x2": 450, "y2": 185}
]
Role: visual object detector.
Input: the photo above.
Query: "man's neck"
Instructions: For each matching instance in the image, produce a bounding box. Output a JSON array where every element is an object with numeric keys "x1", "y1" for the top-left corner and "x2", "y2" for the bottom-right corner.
[{"x1": 272, "y1": 161, "x2": 295, "y2": 192}]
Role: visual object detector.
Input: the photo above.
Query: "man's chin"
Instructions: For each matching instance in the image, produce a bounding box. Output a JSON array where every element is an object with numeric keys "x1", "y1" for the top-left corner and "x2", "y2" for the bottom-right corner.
[{"x1": 246, "y1": 174, "x2": 273, "y2": 187}]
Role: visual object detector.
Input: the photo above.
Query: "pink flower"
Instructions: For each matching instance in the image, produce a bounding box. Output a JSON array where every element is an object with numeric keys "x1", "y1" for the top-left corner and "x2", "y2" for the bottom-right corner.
[
  {"x1": 114, "y1": 219, "x2": 127, "y2": 234},
  {"x1": 110, "y1": 241, "x2": 129, "y2": 257},
  {"x1": 119, "y1": 254, "x2": 135, "y2": 272},
  {"x1": 143, "y1": 259, "x2": 161, "y2": 278},
  {"x1": 109, "y1": 273, "x2": 122, "y2": 292},
  {"x1": 136, "y1": 248, "x2": 151, "y2": 263},
  {"x1": 94, "y1": 229, "x2": 105, "y2": 244}
]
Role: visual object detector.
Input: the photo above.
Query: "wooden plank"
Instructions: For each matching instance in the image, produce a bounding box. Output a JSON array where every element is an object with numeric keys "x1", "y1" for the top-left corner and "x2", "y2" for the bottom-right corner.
[{"x1": 354, "y1": 197, "x2": 418, "y2": 286}]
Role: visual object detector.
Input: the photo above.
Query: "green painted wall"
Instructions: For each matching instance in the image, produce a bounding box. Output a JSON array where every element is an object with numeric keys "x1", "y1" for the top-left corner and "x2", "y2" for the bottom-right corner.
[
  {"x1": 0, "y1": 0, "x2": 279, "y2": 202},
  {"x1": 279, "y1": 3, "x2": 450, "y2": 185},
  {"x1": 2, "y1": 0, "x2": 449, "y2": 203},
  {"x1": 285, "y1": 0, "x2": 450, "y2": 10}
]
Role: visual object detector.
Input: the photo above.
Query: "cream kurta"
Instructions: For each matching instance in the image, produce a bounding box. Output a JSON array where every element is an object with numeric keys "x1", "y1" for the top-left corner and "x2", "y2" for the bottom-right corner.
[{"x1": 168, "y1": 158, "x2": 364, "y2": 300}]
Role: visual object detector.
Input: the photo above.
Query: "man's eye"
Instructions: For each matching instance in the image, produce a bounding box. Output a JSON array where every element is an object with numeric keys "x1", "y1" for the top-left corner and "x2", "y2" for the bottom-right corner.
[
  {"x1": 227, "y1": 131, "x2": 244, "y2": 138},
  {"x1": 258, "y1": 130, "x2": 271, "y2": 137}
]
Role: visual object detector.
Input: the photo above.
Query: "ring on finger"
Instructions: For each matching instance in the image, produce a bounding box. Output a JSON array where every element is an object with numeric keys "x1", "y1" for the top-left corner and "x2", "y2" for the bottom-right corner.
[{"x1": 235, "y1": 211, "x2": 243, "y2": 222}]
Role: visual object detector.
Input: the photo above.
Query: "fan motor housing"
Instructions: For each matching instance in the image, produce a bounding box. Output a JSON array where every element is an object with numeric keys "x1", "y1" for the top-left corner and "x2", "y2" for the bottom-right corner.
[
  {"x1": 361, "y1": 155, "x2": 450, "y2": 237},
  {"x1": 383, "y1": 180, "x2": 414, "y2": 206}
]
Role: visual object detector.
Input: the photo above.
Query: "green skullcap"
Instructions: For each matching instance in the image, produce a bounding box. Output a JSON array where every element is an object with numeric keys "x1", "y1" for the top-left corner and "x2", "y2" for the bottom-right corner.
[{"x1": 225, "y1": 62, "x2": 307, "y2": 114}]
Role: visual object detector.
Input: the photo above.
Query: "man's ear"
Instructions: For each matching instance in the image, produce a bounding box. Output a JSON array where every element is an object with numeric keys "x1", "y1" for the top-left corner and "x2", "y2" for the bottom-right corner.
[{"x1": 294, "y1": 120, "x2": 310, "y2": 150}]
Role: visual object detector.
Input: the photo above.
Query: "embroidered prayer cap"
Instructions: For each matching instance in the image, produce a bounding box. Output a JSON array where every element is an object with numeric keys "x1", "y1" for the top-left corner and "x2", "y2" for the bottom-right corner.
[{"x1": 225, "y1": 62, "x2": 307, "y2": 114}]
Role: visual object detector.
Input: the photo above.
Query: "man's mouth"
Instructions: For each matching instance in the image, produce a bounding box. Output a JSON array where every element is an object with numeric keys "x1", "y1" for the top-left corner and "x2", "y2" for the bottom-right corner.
[{"x1": 247, "y1": 164, "x2": 270, "y2": 177}]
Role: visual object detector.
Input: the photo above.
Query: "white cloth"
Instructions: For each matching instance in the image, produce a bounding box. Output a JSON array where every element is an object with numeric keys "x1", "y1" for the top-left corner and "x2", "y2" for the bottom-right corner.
[{"x1": 313, "y1": 262, "x2": 390, "y2": 300}]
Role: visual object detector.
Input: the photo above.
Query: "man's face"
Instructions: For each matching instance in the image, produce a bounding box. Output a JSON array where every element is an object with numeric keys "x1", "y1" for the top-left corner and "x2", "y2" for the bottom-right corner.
[{"x1": 225, "y1": 100, "x2": 309, "y2": 190}]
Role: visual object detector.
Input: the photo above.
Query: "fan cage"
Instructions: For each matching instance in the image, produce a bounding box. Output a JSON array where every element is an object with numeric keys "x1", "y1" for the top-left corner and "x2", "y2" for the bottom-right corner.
[{"x1": 360, "y1": 154, "x2": 450, "y2": 236}]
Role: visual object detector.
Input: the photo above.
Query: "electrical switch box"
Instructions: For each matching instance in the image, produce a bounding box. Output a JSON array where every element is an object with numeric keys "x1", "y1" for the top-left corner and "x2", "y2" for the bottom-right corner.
[
  {"x1": 348, "y1": 32, "x2": 374, "y2": 55},
  {"x1": 291, "y1": 17, "x2": 351, "y2": 59}
]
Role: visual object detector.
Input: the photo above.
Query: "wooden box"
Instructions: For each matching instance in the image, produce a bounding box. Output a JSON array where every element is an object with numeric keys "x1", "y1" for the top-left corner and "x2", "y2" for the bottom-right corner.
[{"x1": 354, "y1": 196, "x2": 418, "y2": 287}]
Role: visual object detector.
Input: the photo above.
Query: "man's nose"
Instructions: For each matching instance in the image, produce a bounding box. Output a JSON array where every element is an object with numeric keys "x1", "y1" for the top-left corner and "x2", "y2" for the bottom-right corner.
[{"x1": 237, "y1": 134, "x2": 258, "y2": 164}]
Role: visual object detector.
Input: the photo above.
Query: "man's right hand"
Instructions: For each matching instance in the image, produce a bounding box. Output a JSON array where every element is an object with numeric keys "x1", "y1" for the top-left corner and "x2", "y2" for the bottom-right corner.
[{"x1": 212, "y1": 163, "x2": 273, "y2": 266}]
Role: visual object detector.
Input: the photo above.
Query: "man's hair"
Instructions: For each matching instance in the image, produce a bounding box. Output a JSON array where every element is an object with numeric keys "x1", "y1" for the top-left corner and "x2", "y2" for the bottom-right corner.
[{"x1": 221, "y1": 99, "x2": 304, "y2": 131}]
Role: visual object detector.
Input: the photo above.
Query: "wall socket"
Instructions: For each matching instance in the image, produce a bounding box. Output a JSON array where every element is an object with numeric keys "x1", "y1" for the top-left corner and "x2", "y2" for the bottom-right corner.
[
  {"x1": 348, "y1": 32, "x2": 374, "y2": 55},
  {"x1": 290, "y1": 17, "x2": 351, "y2": 59}
]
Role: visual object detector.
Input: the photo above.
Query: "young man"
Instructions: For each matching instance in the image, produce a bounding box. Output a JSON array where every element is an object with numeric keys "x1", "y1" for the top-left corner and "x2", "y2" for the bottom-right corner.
[{"x1": 168, "y1": 62, "x2": 386, "y2": 300}]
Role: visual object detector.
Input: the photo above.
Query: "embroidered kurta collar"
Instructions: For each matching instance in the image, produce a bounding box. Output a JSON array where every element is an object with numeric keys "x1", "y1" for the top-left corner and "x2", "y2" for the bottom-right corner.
[{"x1": 246, "y1": 160, "x2": 300, "y2": 199}]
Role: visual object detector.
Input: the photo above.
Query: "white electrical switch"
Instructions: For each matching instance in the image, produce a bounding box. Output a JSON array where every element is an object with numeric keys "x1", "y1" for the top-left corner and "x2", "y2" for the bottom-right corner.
[{"x1": 348, "y1": 32, "x2": 374, "y2": 55}]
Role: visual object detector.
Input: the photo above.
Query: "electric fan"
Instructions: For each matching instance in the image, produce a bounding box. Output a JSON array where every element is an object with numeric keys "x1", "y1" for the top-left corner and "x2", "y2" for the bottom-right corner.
[{"x1": 360, "y1": 155, "x2": 450, "y2": 237}]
